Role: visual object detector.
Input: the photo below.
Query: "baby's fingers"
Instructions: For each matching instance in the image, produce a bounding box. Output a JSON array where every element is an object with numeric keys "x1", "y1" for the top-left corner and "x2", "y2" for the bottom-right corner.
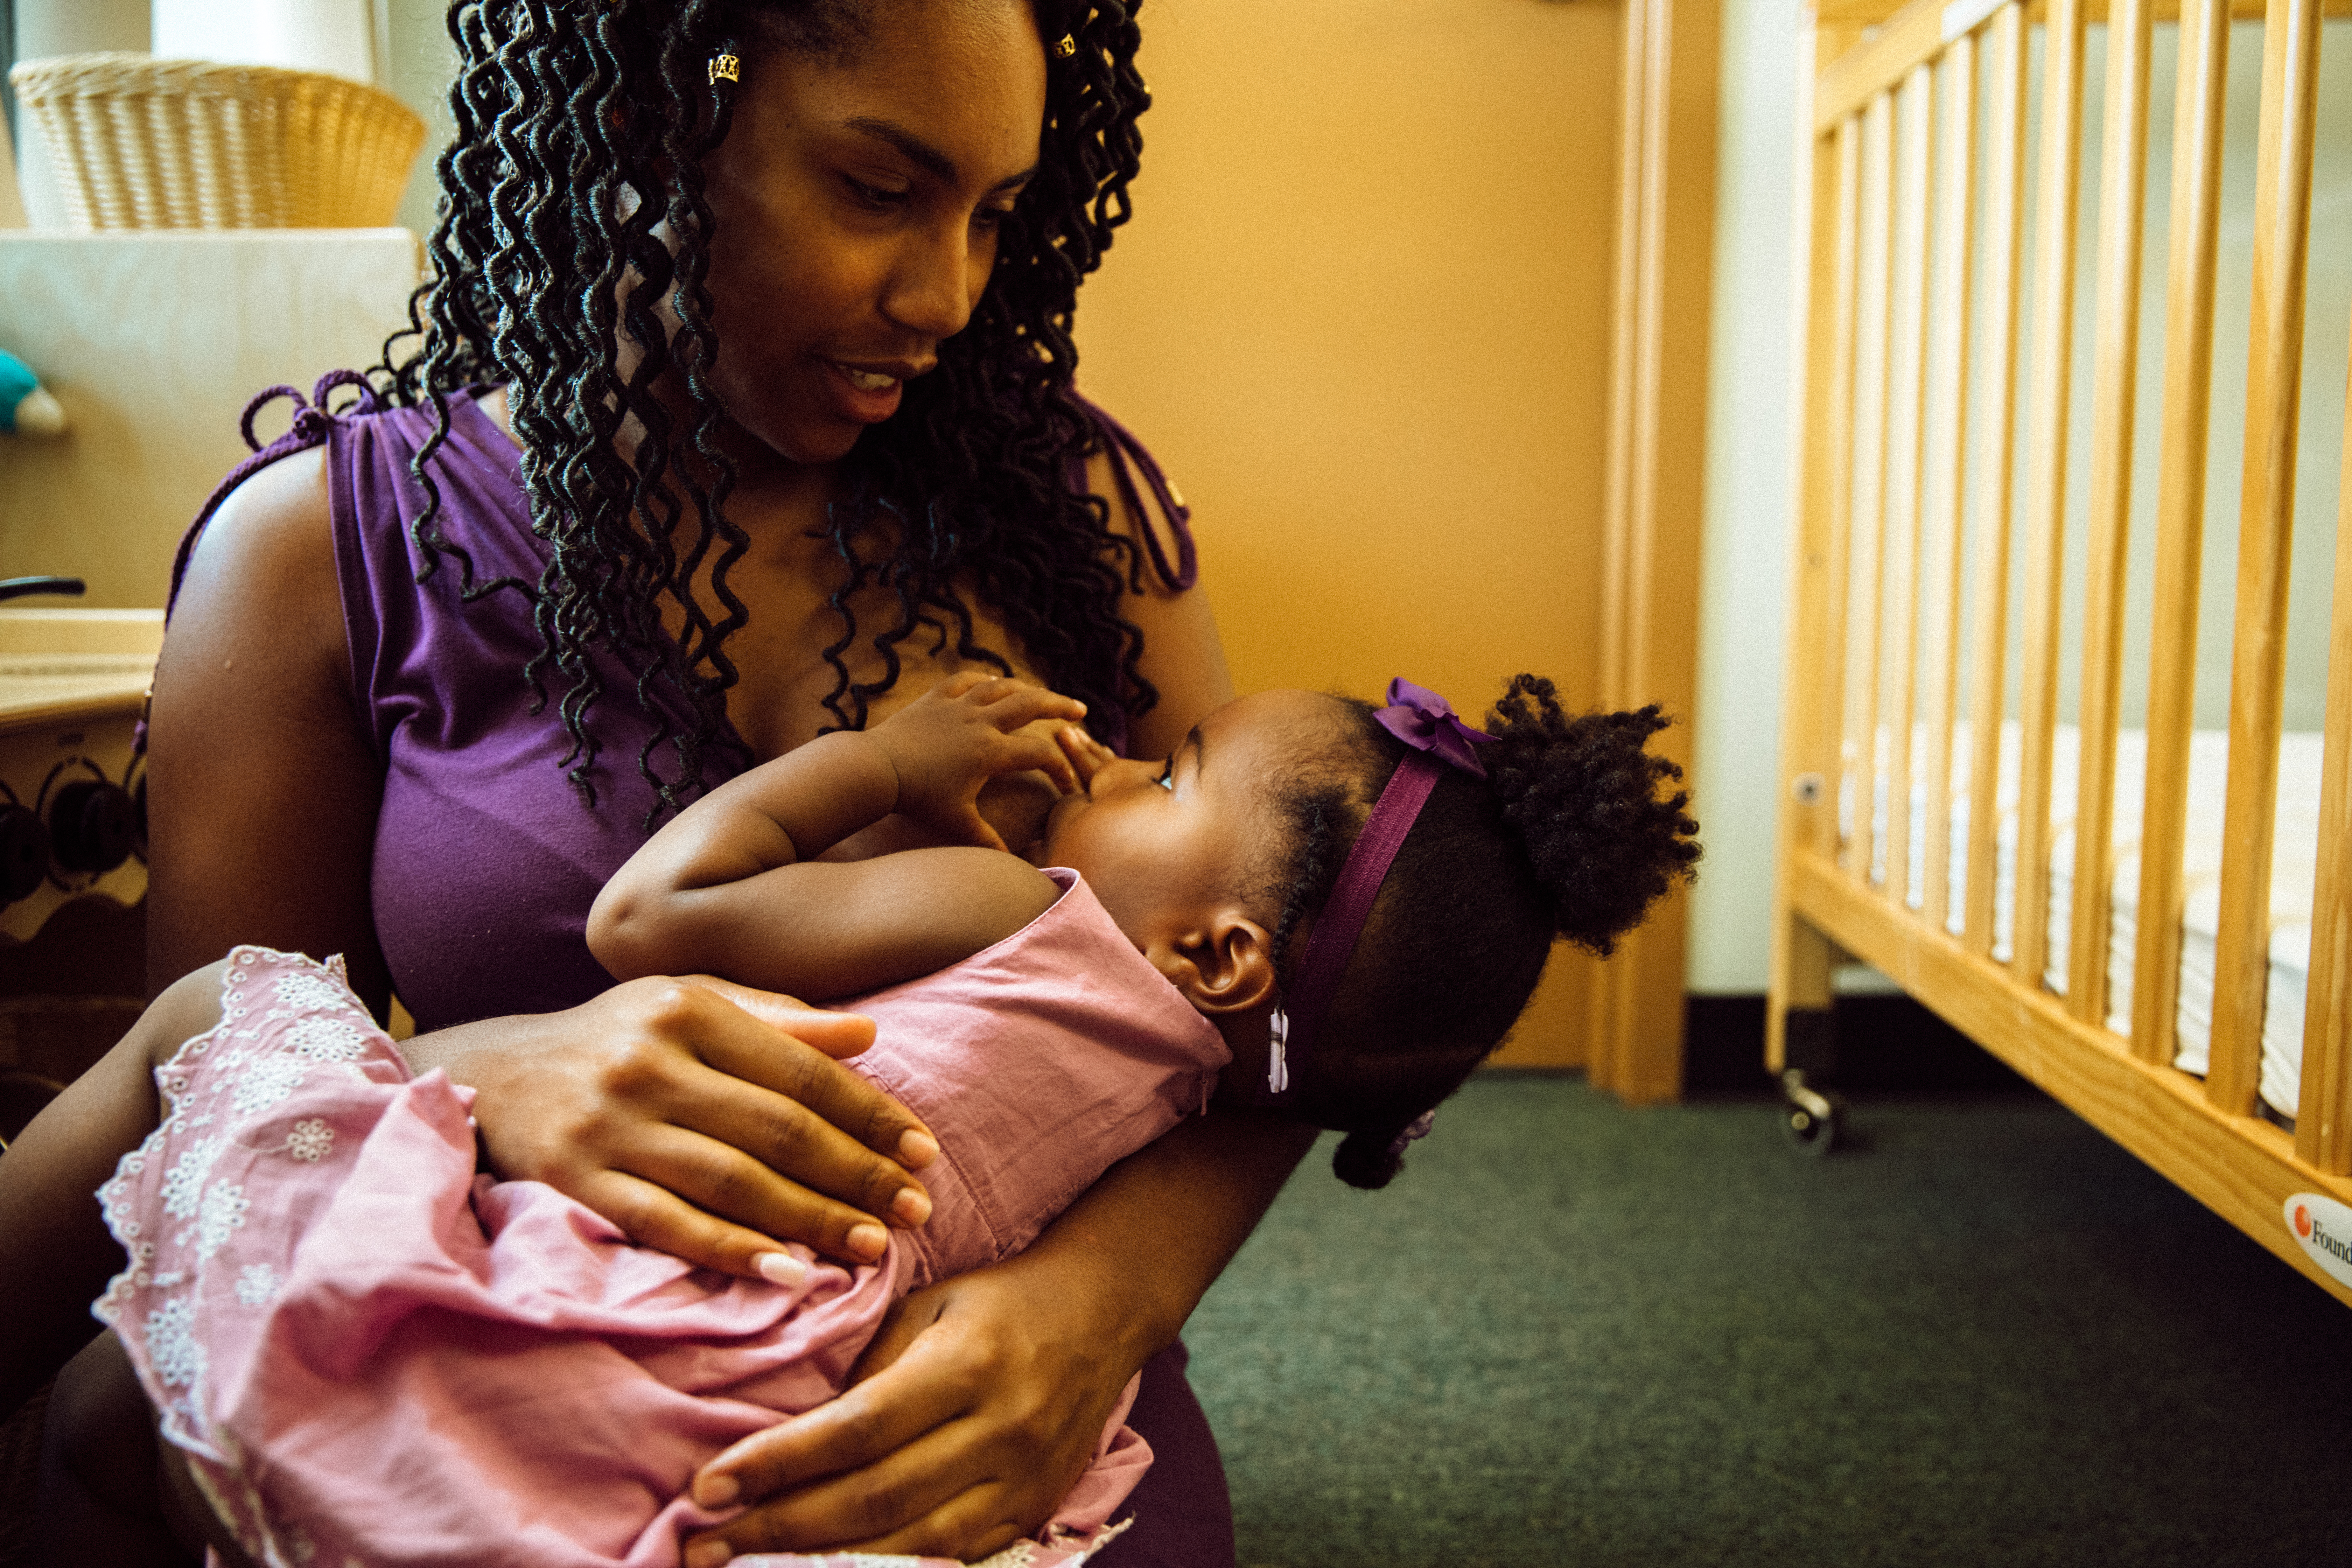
[
  {"x1": 974, "y1": 680, "x2": 1086, "y2": 732},
  {"x1": 1055, "y1": 724, "x2": 1118, "y2": 786}
]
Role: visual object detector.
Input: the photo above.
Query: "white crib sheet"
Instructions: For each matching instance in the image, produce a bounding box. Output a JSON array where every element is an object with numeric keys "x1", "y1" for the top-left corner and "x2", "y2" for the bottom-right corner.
[{"x1": 1842, "y1": 722, "x2": 2319, "y2": 1120}]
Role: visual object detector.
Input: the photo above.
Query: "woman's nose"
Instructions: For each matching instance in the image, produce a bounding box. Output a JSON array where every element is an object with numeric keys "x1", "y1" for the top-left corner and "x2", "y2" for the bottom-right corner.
[{"x1": 884, "y1": 222, "x2": 983, "y2": 341}]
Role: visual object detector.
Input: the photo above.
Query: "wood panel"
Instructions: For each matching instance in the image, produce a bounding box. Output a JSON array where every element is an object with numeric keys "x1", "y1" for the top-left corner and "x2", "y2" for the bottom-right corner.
[
  {"x1": 1586, "y1": 0, "x2": 1716, "y2": 1103},
  {"x1": 1789, "y1": 849, "x2": 2352, "y2": 1308}
]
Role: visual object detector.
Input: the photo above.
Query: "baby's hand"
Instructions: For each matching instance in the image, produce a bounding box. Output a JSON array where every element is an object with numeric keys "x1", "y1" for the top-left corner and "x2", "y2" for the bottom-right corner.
[
  {"x1": 1054, "y1": 723, "x2": 1122, "y2": 793},
  {"x1": 870, "y1": 674, "x2": 1087, "y2": 852}
]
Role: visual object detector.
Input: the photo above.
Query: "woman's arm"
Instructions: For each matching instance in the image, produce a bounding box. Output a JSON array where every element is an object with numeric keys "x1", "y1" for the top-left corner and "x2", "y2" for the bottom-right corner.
[
  {"x1": 145, "y1": 455, "x2": 941, "y2": 1277},
  {"x1": 681, "y1": 431, "x2": 1321, "y2": 1562}
]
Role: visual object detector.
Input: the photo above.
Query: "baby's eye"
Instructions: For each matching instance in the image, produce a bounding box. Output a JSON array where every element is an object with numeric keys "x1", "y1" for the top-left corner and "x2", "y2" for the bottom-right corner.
[{"x1": 1156, "y1": 760, "x2": 1174, "y2": 791}]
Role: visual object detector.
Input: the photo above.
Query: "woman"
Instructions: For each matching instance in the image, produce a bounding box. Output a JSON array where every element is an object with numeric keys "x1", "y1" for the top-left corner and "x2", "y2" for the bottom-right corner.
[{"x1": 107, "y1": 0, "x2": 1315, "y2": 1562}]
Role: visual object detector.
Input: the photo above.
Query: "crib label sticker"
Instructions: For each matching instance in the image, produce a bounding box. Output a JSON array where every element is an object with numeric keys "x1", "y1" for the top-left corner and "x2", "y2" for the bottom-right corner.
[{"x1": 2283, "y1": 1194, "x2": 2352, "y2": 1289}]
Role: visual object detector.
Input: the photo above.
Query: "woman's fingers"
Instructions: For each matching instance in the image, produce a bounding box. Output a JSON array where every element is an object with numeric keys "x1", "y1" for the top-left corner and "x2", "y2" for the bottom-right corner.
[
  {"x1": 565, "y1": 1168, "x2": 835, "y2": 1284},
  {"x1": 684, "y1": 1272, "x2": 1118, "y2": 1559},
  {"x1": 465, "y1": 979, "x2": 939, "y2": 1279},
  {"x1": 611, "y1": 1119, "x2": 907, "y2": 1267},
  {"x1": 682, "y1": 987, "x2": 935, "y2": 1171},
  {"x1": 676, "y1": 979, "x2": 881, "y2": 1061},
  {"x1": 687, "y1": 1424, "x2": 1041, "y2": 1565}
]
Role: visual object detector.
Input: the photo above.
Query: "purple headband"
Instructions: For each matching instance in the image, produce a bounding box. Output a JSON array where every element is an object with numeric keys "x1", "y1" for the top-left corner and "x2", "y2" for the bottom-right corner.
[{"x1": 1267, "y1": 679, "x2": 1497, "y2": 1124}]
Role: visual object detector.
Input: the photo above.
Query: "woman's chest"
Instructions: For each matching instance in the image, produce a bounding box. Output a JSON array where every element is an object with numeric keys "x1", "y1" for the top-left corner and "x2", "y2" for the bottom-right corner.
[{"x1": 683, "y1": 528, "x2": 1047, "y2": 765}]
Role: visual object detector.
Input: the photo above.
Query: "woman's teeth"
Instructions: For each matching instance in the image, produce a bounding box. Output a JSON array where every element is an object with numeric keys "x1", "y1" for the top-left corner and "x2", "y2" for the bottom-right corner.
[{"x1": 839, "y1": 366, "x2": 898, "y2": 392}]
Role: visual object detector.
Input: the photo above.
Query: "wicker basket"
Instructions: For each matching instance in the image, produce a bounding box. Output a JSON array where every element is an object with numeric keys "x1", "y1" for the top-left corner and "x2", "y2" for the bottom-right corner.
[{"x1": 7, "y1": 53, "x2": 425, "y2": 230}]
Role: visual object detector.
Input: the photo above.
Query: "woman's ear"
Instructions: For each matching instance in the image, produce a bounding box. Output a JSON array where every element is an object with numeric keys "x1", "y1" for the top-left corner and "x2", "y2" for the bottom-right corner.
[{"x1": 1161, "y1": 911, "x2": 1277, "y2": 1016}]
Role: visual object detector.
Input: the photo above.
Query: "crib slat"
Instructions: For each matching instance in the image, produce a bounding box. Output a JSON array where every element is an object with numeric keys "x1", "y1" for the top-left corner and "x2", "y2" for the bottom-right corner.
[
  {"x1": 2209, "y1": 0, "x2": 2325, "y2": 1116},
  {"x1": 2067, "y1": 0, "x2": 2155, "y2": 1027},
  {"x1": 2302, "y1": 316, "x2": 2352, "y2": 1177},
  {"x1": 1798, "y1": 121, "x2": 1867, "y2": 868},
  {"x1": 1843, "y1": 92, "x2": 1898, "y2": 887},
  {"x1": 1775, "y1": 35, "x2": 1867, "y2": 1069},
  {"x1": 1921, "y1": 37, "x2": 1976, "y2": 937},
  {"x1": 2010, "y1": 0, "x2": 2087, "y2": 987},
  {"x1": 1817, "y1": 120, "x2": 1867, "y2": 863},
  {"x1": 1962, "y1": 4, "x2": 2028, "y2": 958},
  {"x1": 2132, "y1": 0, "x2": 2231, "y2": 1066},
  {"x1": 1883, "y1": 65, "x2": 1935, "y2": 912}
]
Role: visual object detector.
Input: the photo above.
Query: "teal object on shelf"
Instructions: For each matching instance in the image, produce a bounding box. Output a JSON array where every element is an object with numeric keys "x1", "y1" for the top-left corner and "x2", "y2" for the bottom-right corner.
[{"x1": 0, "y1": 349, "x2": 67, "y2": 436}]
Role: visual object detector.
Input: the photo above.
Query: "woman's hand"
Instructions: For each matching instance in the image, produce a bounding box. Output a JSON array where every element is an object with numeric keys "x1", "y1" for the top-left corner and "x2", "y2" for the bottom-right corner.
[
  {"x1": 680, "y1": 1254, "x2": 1138, "y2": 1564},
  {"x1": 678, "y1": 1110, "x2": 1320, "y2": 1563},
  {"x1": 869, "y1": 673, "x2": 1087, "y2": 852},
  {"x1": 411, "y1": 975, "x2": 942, "y2": 1280}
]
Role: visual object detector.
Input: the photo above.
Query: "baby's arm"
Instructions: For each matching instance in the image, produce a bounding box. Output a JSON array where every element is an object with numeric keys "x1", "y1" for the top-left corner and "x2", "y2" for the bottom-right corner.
[
  {"x1": 590, "y1": 676, "x2": 1087, "y2": 1000},
  {"x1": 0, "y1": 964, "x2": 228, "y2": 1421}
]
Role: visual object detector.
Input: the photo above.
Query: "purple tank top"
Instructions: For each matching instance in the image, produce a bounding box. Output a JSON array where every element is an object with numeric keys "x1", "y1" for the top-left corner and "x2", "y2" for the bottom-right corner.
[{"x1": 167, "y1": 377, "x2": 1197, "y2": 1035}]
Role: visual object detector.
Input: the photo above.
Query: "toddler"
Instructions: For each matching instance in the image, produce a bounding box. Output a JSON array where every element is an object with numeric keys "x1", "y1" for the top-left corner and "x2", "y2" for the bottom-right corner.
[{"x1": 2, "y1": 671, "x2": 1697, "y2": 1568}]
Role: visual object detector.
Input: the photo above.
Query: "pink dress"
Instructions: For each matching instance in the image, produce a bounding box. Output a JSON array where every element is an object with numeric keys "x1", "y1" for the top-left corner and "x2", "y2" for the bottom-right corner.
[{"x1": 94, "y1": 869, "x2": 1229, "y2": 1568}]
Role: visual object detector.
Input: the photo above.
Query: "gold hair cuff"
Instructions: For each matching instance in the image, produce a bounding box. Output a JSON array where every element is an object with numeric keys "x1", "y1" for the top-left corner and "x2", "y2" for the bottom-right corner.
[
  {"x1": 708, "y1": 51, "x2": 740, "y2": 85},
  {"x1": 1052, "y1": 34, "x2": 1077, "y2": 58}
]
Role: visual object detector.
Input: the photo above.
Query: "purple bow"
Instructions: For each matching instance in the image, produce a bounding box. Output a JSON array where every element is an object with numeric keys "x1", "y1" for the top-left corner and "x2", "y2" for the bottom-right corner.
[{"x1": 1374, "y1": 678, "x2": 1498, "y2": 780}]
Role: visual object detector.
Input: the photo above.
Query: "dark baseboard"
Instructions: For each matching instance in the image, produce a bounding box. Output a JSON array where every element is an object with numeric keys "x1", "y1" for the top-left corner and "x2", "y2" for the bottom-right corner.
[{"x1": 1682, "y1": 992, "x2": 2033, "y2": 1099}]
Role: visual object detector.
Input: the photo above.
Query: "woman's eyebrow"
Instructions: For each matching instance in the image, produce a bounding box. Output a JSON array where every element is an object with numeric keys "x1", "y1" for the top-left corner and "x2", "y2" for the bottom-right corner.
[{"x1": 839, "y1": 116, "x2": 1038, "y2": 193}]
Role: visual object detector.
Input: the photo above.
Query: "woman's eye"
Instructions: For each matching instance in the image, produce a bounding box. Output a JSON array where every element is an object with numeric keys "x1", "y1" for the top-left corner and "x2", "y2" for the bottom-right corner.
[
  {"x1": 845, "y1": 178, "x2": 909, "y2": 210},
  {"x1": 973, "y1": 204, "x2": 1015, "y2": 232}
]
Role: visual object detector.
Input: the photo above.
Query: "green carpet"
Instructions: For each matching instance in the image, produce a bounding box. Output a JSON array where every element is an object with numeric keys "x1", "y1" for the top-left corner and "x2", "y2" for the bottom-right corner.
[{"x1": 1186, "y1": 1075, "x2": 2352, "y2": 1568}]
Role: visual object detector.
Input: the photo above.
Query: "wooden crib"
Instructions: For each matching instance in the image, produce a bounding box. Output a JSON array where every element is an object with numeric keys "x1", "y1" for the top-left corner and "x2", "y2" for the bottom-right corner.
[{"x1": 1769, "y1": 0, "x2": 2352, "y2": 1307}]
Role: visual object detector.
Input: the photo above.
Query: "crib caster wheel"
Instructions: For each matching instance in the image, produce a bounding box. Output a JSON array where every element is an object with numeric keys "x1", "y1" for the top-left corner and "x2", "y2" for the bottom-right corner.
[{"x1": 1780, "y1": 1070, "x2": 1844, "y2": 1157}]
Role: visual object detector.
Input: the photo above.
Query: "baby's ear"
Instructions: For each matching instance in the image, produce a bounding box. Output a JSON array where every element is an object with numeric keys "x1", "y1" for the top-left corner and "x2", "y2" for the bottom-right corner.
[{"x1": 1167, "y1": 912, "x2": 1278, "y2": 1015}]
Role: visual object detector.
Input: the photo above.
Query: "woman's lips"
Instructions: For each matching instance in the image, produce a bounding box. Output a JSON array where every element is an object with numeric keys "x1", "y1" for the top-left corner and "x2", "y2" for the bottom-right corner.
[{"x1": 820, "y1": 358, "x2": 923, "y2": 422}]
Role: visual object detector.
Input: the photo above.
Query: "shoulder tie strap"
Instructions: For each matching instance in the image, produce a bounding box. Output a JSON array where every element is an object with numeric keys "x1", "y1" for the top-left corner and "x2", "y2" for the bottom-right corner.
[
  {"x1": 164, "y1": 370, "x2": 383, "y2": 623},
  {"x1": 1064, "y1": 392, "x2": 1198, "y2": 593},
  {"x1": 140, "y1": 371, "x2": 382, "y2": 758}
]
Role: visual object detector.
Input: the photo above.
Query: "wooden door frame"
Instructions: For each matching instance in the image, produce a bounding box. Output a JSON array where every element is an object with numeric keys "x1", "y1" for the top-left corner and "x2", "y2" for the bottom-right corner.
[{"x1": 1583, "y1": 0, "x2": 1717, "y2": 1104}]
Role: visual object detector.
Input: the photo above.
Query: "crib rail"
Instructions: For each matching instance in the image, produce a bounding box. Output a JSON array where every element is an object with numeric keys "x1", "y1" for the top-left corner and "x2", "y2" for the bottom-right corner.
[{"x1": 1775, "y1": 0, "x2": 2352, "y2": 1286}]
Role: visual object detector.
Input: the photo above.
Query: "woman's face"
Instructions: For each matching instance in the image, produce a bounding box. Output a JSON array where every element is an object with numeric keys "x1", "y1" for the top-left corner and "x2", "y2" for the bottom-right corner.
[{"x1": 698, "y1": 0, "x2": 1049, "y2": 468}]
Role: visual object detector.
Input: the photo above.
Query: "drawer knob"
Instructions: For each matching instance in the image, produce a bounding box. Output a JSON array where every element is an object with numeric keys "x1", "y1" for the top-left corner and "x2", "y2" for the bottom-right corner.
[
  {"x1": 49, "y1": 780, "x2": 135, "y2": 875},
  {"x1": 0, "y1": 805, "x2": 48, "y2": 903}
]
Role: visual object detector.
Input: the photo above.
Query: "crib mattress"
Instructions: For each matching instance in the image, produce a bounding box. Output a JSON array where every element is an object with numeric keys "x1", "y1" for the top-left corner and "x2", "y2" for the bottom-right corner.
[{"x1": 1844, "y1": 722, "x2": 2318, "y2": 1120}]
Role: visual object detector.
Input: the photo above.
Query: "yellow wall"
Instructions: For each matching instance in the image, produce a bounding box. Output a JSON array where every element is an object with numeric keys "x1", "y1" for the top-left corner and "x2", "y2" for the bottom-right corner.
[{"x1": 1072, "y1": 0, "x2": 1626, "y2": 1061}]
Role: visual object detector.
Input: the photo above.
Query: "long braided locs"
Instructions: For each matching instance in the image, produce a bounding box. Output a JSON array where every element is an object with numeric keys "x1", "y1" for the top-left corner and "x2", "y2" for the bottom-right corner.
[{"x1": 370, "y1": 0, "x2": 1158, "y2": 824}]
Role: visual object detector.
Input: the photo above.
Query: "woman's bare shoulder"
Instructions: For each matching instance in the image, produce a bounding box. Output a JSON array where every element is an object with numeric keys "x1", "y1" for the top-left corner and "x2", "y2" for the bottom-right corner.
[
  {"x1": 155, "y1": 442, "x2": 348, "y2": 718},
  {"x1": 178, "y1": 444, "x2": 337, "y2": 610}
]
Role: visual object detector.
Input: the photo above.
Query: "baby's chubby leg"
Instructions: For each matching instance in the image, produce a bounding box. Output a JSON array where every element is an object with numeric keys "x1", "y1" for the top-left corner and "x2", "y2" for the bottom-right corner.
[{"x1": 0, "y1": 961, "x2": 230, "y2": 1420}]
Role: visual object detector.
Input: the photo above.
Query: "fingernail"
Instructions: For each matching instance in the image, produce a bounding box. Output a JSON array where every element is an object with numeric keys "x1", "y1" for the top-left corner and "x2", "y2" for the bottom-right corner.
[
  {"x1": 897, "y1": 1129, "x2": 939, "y2": 1168},
  {"x1": 754, "y1": 1251, "x2": 807, "y2": 1288},
  {"x1": 891, "y1": 1186, "x2": 932, "y2": 1226},
  {"x1": 848, "y1": 1222, "x2": 888, "y2": 1260},
  {"x1": 693, "y1": 1473, "x2": 740, "y2": 1509},
  {"x1": 685, "y1": 1538, "x2": 733, "y2": 1567}
]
